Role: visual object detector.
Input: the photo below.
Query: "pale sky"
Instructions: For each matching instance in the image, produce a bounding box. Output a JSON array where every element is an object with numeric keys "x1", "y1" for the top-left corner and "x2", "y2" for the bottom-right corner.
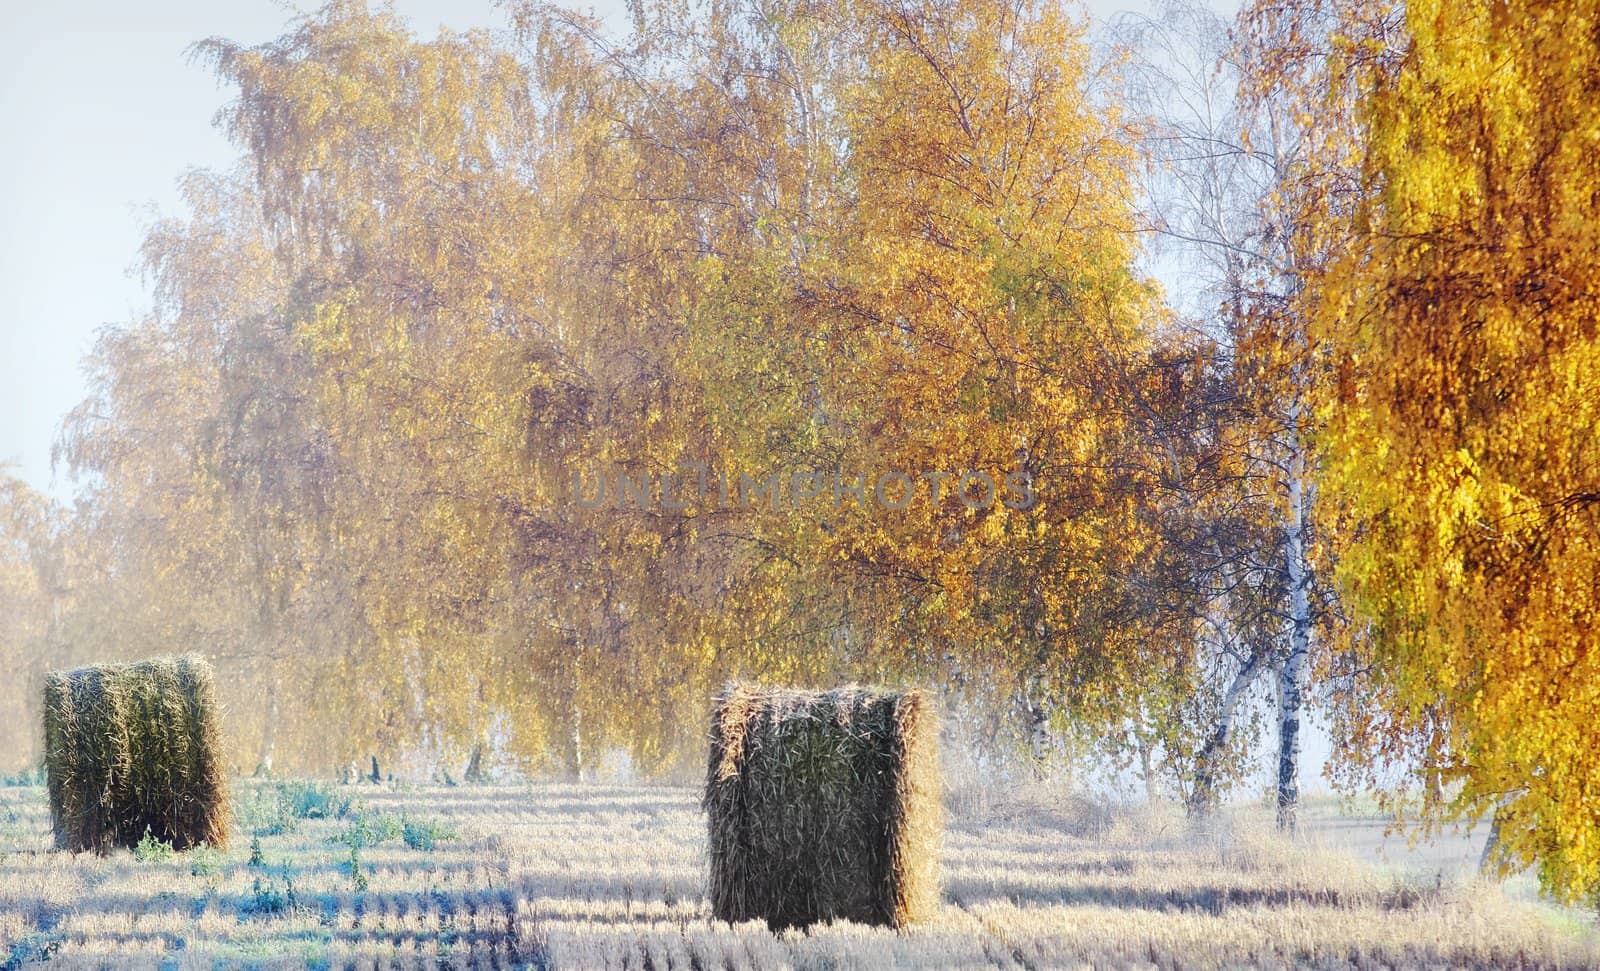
[{"x1": 0, "y1": 0, "x2": 538, "y2": 499}]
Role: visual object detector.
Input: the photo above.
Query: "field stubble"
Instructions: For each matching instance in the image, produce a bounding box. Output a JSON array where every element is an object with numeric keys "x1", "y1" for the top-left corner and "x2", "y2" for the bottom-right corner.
[{"x1": 0, "y1": 781, "x2": 1595, "y2": 969}]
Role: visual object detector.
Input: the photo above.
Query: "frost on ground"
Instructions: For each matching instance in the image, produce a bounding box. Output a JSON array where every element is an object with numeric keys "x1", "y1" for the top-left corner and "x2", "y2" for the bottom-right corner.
[{"x1": 0, "y1": 782, "x2": 1595, "y2": 969}]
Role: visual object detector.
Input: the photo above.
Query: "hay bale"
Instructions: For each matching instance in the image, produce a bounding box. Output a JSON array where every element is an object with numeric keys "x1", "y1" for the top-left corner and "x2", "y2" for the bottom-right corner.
[
  {"x1": 704, "y1": 683, "x2": 941, "y2": 929},
  {"x1": 43, "y1": 654, "x2": 230, "y2": 853}
]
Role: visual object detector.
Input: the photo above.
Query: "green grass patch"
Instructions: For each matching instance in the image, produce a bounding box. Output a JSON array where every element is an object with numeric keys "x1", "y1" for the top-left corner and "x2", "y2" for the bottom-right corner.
[
  {"x1": 402, "y1": 815, "x2": 459, "y2": 851},
  {"x1": 133, "y1": 826, "x2": 175, "y2": 862},
  {"x1": 327, "y1": 809, "x2": 403, "y2": 849},
  {"x1": 243, "y1": 867, "x2": 300, "y2": 918},
  {"x1": 237, "y1": 781, "x2": 352, "y2": 836},
  {"x1": 188, "y1": 844, "x2": 225, "y2": 877}
]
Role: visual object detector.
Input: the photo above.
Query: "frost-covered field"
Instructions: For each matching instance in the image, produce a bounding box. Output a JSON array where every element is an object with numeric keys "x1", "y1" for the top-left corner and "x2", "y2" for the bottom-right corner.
[{"x1": 1, "y1": 782, "x2": 1595, "y2": 969}]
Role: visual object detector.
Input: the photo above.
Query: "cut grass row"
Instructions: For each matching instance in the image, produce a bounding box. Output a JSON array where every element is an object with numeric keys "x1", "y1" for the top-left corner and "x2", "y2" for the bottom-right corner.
[{"x1": 4, "y1": 782, "x2": 1598, "y2": 969}]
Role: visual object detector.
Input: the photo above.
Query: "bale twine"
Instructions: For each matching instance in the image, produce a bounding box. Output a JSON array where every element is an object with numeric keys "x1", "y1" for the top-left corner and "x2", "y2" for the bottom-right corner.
[
  {"x1": 704, "y1": 683, "x2": 940, "y2": 929},
  {"x1": 43, "y1": 654, "x2": 230, "y2": 853}
]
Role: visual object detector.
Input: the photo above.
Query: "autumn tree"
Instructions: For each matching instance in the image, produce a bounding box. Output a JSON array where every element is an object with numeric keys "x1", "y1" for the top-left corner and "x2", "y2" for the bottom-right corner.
[
  {"x1": 48, "y1": 0, "x2": 1190, "y2": 780},
  {"x1": 190, "y1": 0, "x2": 853, "y2": 775},
  {"x1": 57, "y1": 168, "x2": 373, "y2": 775},
  {"x1": 1108, "y1": 0, "x2": 1368, "y2": 822},
  {"x1": 1318, "y1": 0, "x2": 1600, "y2": 899},
  {"x1": 0, "y1": 472, "x2": 61, "y2": 770},
  {"x1": 721, "y1": 0, "x2": 1193, "y2": 767}
]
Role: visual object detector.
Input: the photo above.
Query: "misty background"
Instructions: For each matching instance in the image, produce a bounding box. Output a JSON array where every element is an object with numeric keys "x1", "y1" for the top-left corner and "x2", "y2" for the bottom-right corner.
[{"x1": 1, "y1": 0, "x2": 1337, "y2": 798}]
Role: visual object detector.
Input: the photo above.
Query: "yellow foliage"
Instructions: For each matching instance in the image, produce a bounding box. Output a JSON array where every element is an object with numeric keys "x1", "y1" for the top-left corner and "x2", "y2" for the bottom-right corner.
[{"x1": 1319, "y1": 0, "x2": 1600, "y2": 900}]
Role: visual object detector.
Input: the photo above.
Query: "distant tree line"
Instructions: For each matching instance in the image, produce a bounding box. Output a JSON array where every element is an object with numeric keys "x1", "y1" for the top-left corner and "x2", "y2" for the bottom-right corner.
[{"x1": 1, "y1": 0, "x2": 1595, "y2": 901}]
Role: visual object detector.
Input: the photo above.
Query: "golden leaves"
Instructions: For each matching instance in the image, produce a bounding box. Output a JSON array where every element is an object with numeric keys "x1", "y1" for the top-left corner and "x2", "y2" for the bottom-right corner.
[{"x1": 1319, "y1": 0, "x2": 1600, "y2": 900}]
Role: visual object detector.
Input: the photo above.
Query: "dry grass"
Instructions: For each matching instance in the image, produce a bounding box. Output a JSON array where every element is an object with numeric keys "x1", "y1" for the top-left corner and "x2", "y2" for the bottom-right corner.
[
  {"x1": 705, "y1": 684, "x2": 939, "y2": 929},
  {"x1": 0, "y1": 781, "x2": 1596, "y2": 968}
]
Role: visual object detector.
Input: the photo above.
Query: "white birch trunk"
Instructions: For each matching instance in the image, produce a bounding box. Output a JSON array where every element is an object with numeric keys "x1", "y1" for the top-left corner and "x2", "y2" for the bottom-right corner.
[{"x1": 1276, "y1": 400, "x2": 1313, "y2": 832}]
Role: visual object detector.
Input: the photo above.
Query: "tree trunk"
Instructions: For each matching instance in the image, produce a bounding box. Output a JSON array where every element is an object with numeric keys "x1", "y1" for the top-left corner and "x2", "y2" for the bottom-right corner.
[
  {"x1": 464, "y1": 739, "x2": 486, "y2": 784},
  {"x1": 567, "y1": 707, "x2": 586, "y2": 783},
  {"x1": 1189, "y1": 651, "x2": 1265, "y2": 815},
  {"x1": 562, "y1": 659, "x2": 588, "y2": 782},
  {"x1": 1479, "y1": 802, "x2": 1509, "y2": 878},
  {"x1": 1276, "y1": 411, "x2": 1313, "y2": 832},
  {"x1": 253, "y1": 691, "x2": 279, "y2": 778},
  {"x1": 1016, "y1": 689, "x2": 1051, "y2": 779},
  {"x1": 1139, "y1": 739, "x2": 1159, "y2": 804},
  {"x1": 1424, "y1": 763, "x2": 1444, "y2": 808}
]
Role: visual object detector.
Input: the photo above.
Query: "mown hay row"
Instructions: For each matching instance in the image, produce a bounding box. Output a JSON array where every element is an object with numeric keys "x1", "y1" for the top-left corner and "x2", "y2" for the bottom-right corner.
[
  {"x1": 704, "y1": 683, "x2": 940, "y2": 930},
  {"x1": 43, "y1": 654, "x2": 229, "y2": 853}
]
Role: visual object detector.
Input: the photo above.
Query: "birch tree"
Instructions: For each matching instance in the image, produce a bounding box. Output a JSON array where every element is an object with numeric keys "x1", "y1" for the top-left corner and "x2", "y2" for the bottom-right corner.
[
  {"x1": 1318, "y1": 0, "x2": 1600, "y2": 900},
  {"x1": 1117, "y1": 0, "x2": 1351, "y2": 825}
]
